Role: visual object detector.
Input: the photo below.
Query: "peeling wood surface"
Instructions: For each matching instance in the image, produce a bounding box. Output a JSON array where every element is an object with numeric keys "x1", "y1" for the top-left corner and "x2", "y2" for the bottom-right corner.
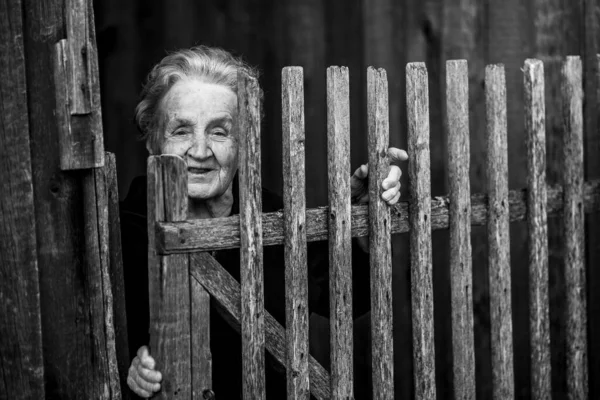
[
  {"x1": 485, "y1": 64, "x2": 515, "y2": 400},
  {"x1": 524, "y1": 59, "x2": 551, "y2": 400},
  {"x1": 282, "y1": 66, "x2": 310, "y2": 400},
  {"x1": 446, "y1": 60, "x2": 475, "y2": 400},
  {"x1": 156, "y1": 180, "x2": 600, "y2": 254},
  {"x1": 190, "y1": 253, "x2": 331, "y2": 400},
  {"x1": 562, "y1": 56, "x2": 588, "y2": 400},
  {"x1": 147, "y1": 155, "x2": 192, "y2": 400},
  {"x1": 237, "y1": 73, "x2": 266, "y2": 400},
  {"x1": 407, "y1": 62, "x2": 436, "y2": 400},
  {"x1": 326, "y1": 66, "x2": 354, "y2": 400},
  {"x1": 367, "y1": 67, "x2": 394, "y2": 400}
]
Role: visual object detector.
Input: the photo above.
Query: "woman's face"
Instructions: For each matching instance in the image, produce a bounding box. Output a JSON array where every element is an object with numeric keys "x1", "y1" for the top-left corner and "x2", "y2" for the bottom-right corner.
[{"x1": 158, "y1": 78, "x2": 239, "y2": 201}]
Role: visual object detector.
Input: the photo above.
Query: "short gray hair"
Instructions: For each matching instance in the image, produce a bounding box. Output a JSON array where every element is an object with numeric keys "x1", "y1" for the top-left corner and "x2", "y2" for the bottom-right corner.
[{"x1": 135, "y1": 45, "x2": 260, "y2": 153}]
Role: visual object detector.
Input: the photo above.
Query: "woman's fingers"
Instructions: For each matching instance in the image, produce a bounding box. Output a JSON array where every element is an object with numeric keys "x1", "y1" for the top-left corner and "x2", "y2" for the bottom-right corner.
[
  {"x1": 382, "y1": 165, "x2": 401, "y2": 190},
  {"x1": 138, "y1": 365, "x2": 162, "y2": 383},
  {"x1": 388, "y1": 147, "x2": 409, "y2": 163},
  {"x1": 129, "y1": 346, "x2": 162, "y2": 396},
  {"x1": 127, "y1": 375, "x2": 152, "y2": 398},
  {"x1": 137, "y1": 346, "x2": 156, "y2": 369}
]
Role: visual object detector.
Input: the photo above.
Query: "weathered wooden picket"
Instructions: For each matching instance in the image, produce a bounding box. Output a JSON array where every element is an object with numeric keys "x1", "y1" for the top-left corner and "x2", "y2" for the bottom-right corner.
[{"x1": 149, "y1": 56, "x2": 600, "y2": 399}]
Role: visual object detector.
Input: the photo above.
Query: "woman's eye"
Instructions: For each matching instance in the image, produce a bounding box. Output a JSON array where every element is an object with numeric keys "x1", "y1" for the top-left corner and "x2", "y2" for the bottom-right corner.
[
  {"x1": 173, "y1": 129, "x2": 188, "y2": 136},
  {"x1": 212, "y1": 129, "x2": 228, "y2": 137}
]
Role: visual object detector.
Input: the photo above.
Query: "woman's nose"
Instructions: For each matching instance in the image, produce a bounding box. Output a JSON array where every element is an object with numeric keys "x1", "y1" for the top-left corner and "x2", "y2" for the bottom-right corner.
[{"x1": 187, "y1": 133, "x2": 212, "y2": 160}]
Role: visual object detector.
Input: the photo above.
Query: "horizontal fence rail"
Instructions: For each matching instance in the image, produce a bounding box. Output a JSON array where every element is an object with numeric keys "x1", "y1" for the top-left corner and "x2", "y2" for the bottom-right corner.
[
  {"x1": 155, "y1": 180, "x2": 600, "y2": 253},
  {"x1": 148, "y1": 55, "x2": 600, "y2": 400}
]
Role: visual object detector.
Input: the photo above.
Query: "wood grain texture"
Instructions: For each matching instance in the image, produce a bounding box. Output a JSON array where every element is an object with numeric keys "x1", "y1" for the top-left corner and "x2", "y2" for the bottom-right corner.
[
  {"x1": 562, "y1": 56, "x2": 588, "y2": 400},
  {"x1": 367, "y1": 66, "x2": 394, "y2": 400},
  {"x1": 523, "y1": 59, "x2": 551, "y2": 400},
  {"x1": 156, "y1": 179, "x2": 600, "y2": 254},
  {"x1": 238, "y1": 73, "x2": 266, "y2": 400},
  {"x1": 191, "y1": 280, "x2": 212, "y2": 400},
  {"x1": 0, "y1": 0, "x2": 45, "y2": 397},
  {"x1": 406, "y1": 62, "x2": 436, "y2": 400},
  {"x1": 22, "y1": 0, "x2": 116, "y2": 395},
  {"x1": 147, "y1": 155, "x2": 192, "y2": 400},
  {"x1": 66, "y1": 0, "x2": 92, "y2": 114},
  {"x1": 84, "y1": 164, "x2": 122, "y2": 399},
  {"x1": 582, "y1": 2, "x2": 600, "y2": 397},
  {"x1": 326, "y1": 66, "x2": 354, "y2": 400},
  {"x1": 446, "y1": 60, "x2": 475, "y2": 400},
  {"x1": 190, "y1": 252, "x2": 331, "y2": 400},
  {"x1": 282, "y1": 66, "x2": 310, "y2": 400},
  {"x1": 485, "y1": 64, "x2": 515, "y2": 400},
  {"x1": 53, "y1": 0, "x2": 104, "y2": 170},
  {"x1": 104, "y1": 152, "x2": 131, "y2": 400}
]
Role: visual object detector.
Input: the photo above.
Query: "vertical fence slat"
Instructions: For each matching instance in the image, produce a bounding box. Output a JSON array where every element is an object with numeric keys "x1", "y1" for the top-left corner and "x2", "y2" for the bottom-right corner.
[
  {"x1": 524, "y1": 58, "x2": 551, "y2": 400},
  {"x1": 562, "y1": 55, "x2": 588, "y2": 399},
  {"x1": 282, "y1": 66, "x2": 310, "y2": 400},
  {"x1": 367, "y1": 66, "x2": 394, "y2": 400},
  {"x1": 238, "y1": 73, "x2": 266, "y2": 400},
  {"x1": 326, "y1": 66, "x2": 354, "y2": 399},
  {"x1": 147, "y1": 155, "x2": 192, "y2": 400},
  {"x1": 446, "y1": 60, "x2": 476, "y2": 400},
  {"x1": 485, "y1": 64, "x2": 515, "y2": 400},
  {"x1": 407, "y1": 62, "x2": 436, "y2": 400}
]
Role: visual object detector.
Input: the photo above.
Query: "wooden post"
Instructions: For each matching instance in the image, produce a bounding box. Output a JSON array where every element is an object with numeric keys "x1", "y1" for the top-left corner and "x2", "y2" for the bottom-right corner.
[
  {"x1": 485, "y1": 64, "x2": 515, "y2": 400},
  {"x1": 367, "y1": 66, "x2": 394, "y2": 400},
  {"x1": 562, "y1": 56, "x2": 588, "y2": 400},
  {"x1": 238, "y1": 73, "x2": 266, "y2": 400},
  {"x1": 0, "y1": 0, "x2": 45, "y2": 397},
  {"x1": 407, "y1": 62, "x2": 436, "y2": 400},
  {"x1": 523, "y1": 59, "x2": 551, "y2": 400},
  {"x1": 147, "y1": 155, "x2": 192, "y2": 399},
  {"x1": 446, "y1": 59, "x2": 476, "y2": 400},
  {"x1": 104, "y1": 152, "x2": 131, "y2": 400},
  {"x1": 282, "y1": 66, "x2": 310, "y2": 400},
  {"x1": 326, "y1": 66, "x2": 354, "y2": 400}
]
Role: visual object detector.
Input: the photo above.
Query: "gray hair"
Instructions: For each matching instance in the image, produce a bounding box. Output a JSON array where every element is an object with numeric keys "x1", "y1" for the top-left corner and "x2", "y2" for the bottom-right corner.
[{"x1": 135, "y1": 45, "x2": 260, "y2": 153}]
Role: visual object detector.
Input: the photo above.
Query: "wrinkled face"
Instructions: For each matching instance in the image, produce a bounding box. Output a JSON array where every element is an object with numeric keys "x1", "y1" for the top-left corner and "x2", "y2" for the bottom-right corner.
[{"x1": 158, "y1": 79, "x2": 239, "y2": 200}]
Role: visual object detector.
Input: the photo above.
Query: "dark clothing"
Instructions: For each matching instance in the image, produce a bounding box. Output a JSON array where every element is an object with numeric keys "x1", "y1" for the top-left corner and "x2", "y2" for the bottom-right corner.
[{"x1": 120, "y1": 176, "x2": 371, "y2": 399}]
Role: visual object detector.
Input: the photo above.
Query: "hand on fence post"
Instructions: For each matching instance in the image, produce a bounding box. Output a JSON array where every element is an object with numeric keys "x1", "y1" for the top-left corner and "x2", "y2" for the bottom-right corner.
[
  {"x1": 127, "y1": 346, "x2": 163, "y2": 398},
  {"x1": 351, "y1": 147, "x2": 408, "y2": 252}
]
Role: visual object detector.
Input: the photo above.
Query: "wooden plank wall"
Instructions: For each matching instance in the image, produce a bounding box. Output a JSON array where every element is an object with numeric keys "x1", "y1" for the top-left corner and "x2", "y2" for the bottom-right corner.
[
  {"x1": 95, "y1": 0, "x2": 599, "y2": 398},
  {"x1": 0, "y1": 0, "x2": 45, "y2": 398},
  {"x1": 8, "y1": 0, "x2": 127, "y2": 398}
]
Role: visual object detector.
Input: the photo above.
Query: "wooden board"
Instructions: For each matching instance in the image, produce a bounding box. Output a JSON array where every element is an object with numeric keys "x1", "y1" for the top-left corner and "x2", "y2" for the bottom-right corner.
[
  {"x1": 156, "y1": 180, "x2": 600, "y2": 253},
  {"x1": 407, "y1": 62, "x2": 436, "y2": 400},
  {"x1": 147, "y1": 155, "x2": 192, "y2": 400},
  {"x1": 282, "y1": 66, "x2": 310, "y2": 400},
  {"x1": 446, "y1": 60, "x2": 476, "y2": 400},
  {"x1": 326, "y1": 66, "x2": 354, "y2": 400},
  {"x1": 367, "y1": 67, "x2": 394, "y2": 400},
  {"x1": 238, "y1": 73, "x2": 266, "y2": 400},
  {"x1": 0, "y1": 0, "x2": 45, "y2": 397},
  {"x1": 485, "y1": 64, "x2": 515, "y2": 400}
]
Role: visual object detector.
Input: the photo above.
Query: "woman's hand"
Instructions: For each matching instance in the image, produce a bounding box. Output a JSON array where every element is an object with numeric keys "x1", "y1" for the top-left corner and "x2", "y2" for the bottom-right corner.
[
  {"x1": 127, "y1": 346, "x2": 162, "y2": 398},
  {"x1": 351, "y1": 147, "x2": 408, "y2": 252},
  {"x1": 350, "y1": 147, "x2": 408, "y2": 206}
]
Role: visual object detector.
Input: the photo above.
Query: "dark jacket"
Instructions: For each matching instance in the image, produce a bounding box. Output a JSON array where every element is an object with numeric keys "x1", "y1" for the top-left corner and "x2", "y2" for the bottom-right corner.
[{"x1": 120, "y1": 176, "x2": 372, "y2": 399}]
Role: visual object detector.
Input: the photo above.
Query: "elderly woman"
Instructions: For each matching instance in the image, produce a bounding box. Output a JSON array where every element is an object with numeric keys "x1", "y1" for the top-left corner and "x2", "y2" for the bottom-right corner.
[{"x1": 122, "y1": 46, "x2": 407, "y2": 399}]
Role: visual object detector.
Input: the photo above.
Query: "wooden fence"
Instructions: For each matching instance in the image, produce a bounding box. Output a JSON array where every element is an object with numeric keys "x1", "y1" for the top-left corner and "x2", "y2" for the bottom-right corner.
[{"x1": 149, "y1": 56, "x2": 600, "y2": 399}]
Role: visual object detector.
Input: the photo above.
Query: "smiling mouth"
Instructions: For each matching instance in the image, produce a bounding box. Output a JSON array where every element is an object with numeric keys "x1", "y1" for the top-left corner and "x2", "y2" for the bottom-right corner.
[{"x1": 188, "y1": 167, "x2": 214, "y2": 174}]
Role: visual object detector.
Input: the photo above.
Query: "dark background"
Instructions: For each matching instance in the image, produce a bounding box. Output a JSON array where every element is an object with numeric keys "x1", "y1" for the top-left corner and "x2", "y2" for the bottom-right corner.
[{"x1": 93, "y1": 0, "x2": 599, "y2": 398}]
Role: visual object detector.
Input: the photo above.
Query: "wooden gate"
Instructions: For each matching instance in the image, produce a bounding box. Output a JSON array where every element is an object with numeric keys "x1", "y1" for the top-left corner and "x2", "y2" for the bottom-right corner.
[{"x1": 149, "y1": 56, "x2": 600, "y2": 399}]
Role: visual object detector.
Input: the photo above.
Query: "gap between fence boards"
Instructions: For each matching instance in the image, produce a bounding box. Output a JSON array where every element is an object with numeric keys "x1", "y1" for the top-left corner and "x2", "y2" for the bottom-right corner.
[{"x1": 155, "y1": 179, "x2": 600, "y2": 254}]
